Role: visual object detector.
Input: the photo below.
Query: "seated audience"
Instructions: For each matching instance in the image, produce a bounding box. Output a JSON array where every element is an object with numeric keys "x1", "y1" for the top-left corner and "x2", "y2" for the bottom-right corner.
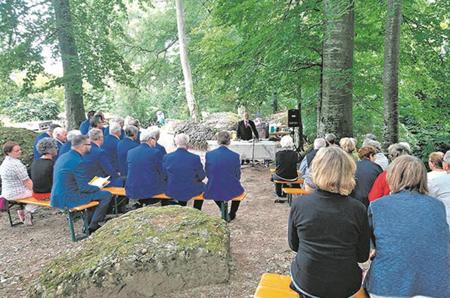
[
  {"x1": 79, "y1": 110, "x2": 96, "y2": 135},
  {"x1": 125, "y1": 129, "x2": 167, "y2": 205},
  {"x1": 368, "y1": 142, "x2": 410, "y2": 202},
  {"x1": 117, "y1": 125, "x2": 139, "y2": 178},
  {"x1": 127, "y1": 118, "x2": 141, "y2": 144},
  {"x1": 30, "y1": 138, "x2": 58, "y2": 200},
  {"x1": 81, "y1": 128, "x2": 122, "y2": 187},
  {"x1": 339, "y1": 137, "x2": 358, "y2": 161},
  {"x1": 324, "y1": 133, "x2": 337, "y2": 146},
  {"x1": 162, "y1": 133, "x2": 205, "y2": 210},
  {"x1": 364, "y1": 155, "x2": 450, "y2": 297},
  {"x1": 362, "y1": 139, "x2": 388, "y2": 170},
  {"x1": 148, "y1": 126, "x2": 167, "y2": 156},
  {"x1": 59, "y1": 130, "x2": 81, "y2": 157},
  {"x1": 89, "y1": 114, "x2": 105, "y2": 132},
  {"x1": 0, "y1": 141, "x2": 36, "y2": 225},
  {"x1": 272, "y1": 135, "x2": 300, "y2": 197},
  {"x1": 351, "y1": 146, "x2": 383, "y2": 207},
  {"x1": 33, "y1": 123, "x2": 60, "y2": 160},
  {"x1": 51, "y1": 135, "x2": 112, "y2": 233},
  {"x1": 53, "y1": 127, "x2": 67, "y2": 160},
  {"x1": 428, "y1": 151, "x2": 445, "y2": 180},
  {"x1": 204, "y1": 131, "x2": 244, "y2": 221},
  {"x1": 103, "y1": 122, "x2": 122, "y2": 172},
  {"x1": 428, "y1": 150, "x2": 450, "y2": 231},
  {"x1": 299, "y1": 138, "x2": 326, "y2": 191},
  {"x1": 288, "y1": 146, "x2": 370, "y2": 298}
]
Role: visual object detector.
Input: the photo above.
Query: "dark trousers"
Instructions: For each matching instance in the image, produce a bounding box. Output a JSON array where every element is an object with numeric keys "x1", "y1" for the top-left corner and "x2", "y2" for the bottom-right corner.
[
  {"x1": 138, "y1": 198, "x2": 177, "y2": 206},
  {"x1": 85, "y1": 190, "x2": 113, "y2": 229},
  {"x1": 214, "y1": 200, "x2": 240, "y2": 217},
  {"x1": 178, "y1": 200, "x2": 203, "y2": 210}
]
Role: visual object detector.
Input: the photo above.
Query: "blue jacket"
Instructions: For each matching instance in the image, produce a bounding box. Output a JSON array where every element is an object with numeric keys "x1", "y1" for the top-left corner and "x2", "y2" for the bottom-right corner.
[
  {"x1": 59, "y1": 141, "x2": 72, "y2": 157},
  {"x1": 155, "y1": 142, "x2": 167, "y2": 157},
  {"x1": 125, "y1": 143, "x2": 166, "y2": 199},
  {"x1": 102, "y1": 135, "x2": 120, "y2": 172},
  {"x1": 54, "y1": 140, "x2": 65, "y2": 162},
  {"x1": 33, "y1": 132, "x2": 50, "y2": 160},
  {"x1": 204, "y1": 146, "x2": 244, "y2": 201},
  {"x1": 117, "y1": 137, "x2": 139, "y2": 176},
  {"x1": 80, "y1": 142, "x2": 122, "y2": 187},
  {"x1": 51, "y1": 150, "x2": 100, "y2": 208},
  {"x1": 162, "y1": 148, "x2": 205, "y2": 201},
  {"x1": 79, "y1": 119, "x2": 90, "y2": 135},
  {"x1": 365, "y1": 191, "x2": 450, "y2": 297}
]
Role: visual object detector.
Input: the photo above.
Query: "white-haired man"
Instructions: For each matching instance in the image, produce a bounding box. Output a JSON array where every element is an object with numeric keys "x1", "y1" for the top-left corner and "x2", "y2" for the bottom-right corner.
[
  {"x1": 162, "y1": 133, "x2": 205, "y2": 210},
  {"x1": 125, "y1": 129, "x2": 167, "y2": 205},
  {"x1": 299, "y1": 138, "x2": 326, "y2": 190},
  {"x1": 102, "y1": 122, "x2": 122, "y2": 172},
  {"x1": 59, "y1": 130, "x2": 81, "y2": 157},
  {"x1": 147, "y1": 125, "x2": 167, "y2": 156},
  {"x1": 53, "y1": 127, "x2": 67, "y2": 161}
]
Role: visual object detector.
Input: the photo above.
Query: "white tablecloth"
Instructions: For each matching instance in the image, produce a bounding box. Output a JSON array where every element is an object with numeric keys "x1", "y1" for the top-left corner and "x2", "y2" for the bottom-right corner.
[{"x1": 207, "y1": 140, "x2": 279, "y2": 161}]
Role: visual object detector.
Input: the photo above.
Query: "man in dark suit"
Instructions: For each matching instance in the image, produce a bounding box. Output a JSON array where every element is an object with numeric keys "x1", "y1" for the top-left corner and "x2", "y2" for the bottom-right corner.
[
  {"x1": 81, "y1": 128, "x2": 122, "y2": 187},
  {"x1": 117, "y1": 125, "x2": 139, "y2": 178},
  {"x1": 204, "y1": 131, "x2": 244, "y2": 221},
  {"x1": 148, "y1": 126, "x2": 167, "y2": 157},
  {"x1": 102, "y1": 122, "x2": 121, "y2": 172},
  {"x1": 53, "y1": 127, "x2": 67, "y2": 161},
  {"x1": 51, "y1": 135, "x2": 112, "y2": 233},
  {"x1": 79, "y1": 110, "x2": 95, "y2": 135},
  {"x1": 33, "y1": 123, "x2": 60, "y2": 160},
  {"x1": 236, "y1": 112, "x2": 259, "y2": 141},
  {"x1": 125, "y1": 128, "x2": 167, "y2": 205},
  {"x1": 162, "y1": 133, "x2": 205, "y2": 210}
]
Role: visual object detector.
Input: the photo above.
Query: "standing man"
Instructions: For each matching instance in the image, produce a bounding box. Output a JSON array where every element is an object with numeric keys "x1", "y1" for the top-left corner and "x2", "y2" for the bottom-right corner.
[
  {"x1": 236, "y1": 112, "x2": 259, "y2": 141},
  {"x1": 51, "y1": 135, "x2": 112, "y2": 233}
]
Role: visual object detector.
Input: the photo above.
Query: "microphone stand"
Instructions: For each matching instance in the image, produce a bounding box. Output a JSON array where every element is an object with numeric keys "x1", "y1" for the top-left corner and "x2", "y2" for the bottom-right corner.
[{"x1": 251, "y1": 138, "x2": 256, "y2": 167}]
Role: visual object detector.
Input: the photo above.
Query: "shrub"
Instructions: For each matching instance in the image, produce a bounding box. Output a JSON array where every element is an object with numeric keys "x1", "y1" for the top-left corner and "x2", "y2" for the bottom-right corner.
[
  {"x1": 2, "y1": 95, "x2": 60, "y2": 122},
  {"x1": 0, "y1": 127, "x2": 37, "y2": 169}
]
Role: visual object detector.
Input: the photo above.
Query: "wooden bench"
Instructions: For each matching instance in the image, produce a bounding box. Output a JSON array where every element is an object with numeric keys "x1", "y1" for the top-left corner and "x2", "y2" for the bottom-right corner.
[
  {"x1": 254, "y1": 273, "x2": 368, "y2": 298},
  {"x1": 11, "y1": 197, "x2": 99, "y2": 242},
  {"x1": 104, "y1": 187, "x2": 247, "y2": 221},
  {"x1": 282, "y1": 188, "x2": 308, "y2": 206}
]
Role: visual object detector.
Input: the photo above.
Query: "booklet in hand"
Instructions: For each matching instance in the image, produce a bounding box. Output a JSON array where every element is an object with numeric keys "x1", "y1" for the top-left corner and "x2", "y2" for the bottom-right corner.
[{"x1": 89, "y1": 176, "x2": 110, "y2": 188}]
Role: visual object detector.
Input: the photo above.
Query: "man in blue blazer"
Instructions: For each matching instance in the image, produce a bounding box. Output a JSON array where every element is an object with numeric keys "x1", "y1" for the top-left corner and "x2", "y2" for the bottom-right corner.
[
  {"x1": 204, "y1": 131, "x2": 244, "y2": 221},
  {"x1": 148, "y1": 126, "x2": 167, "y2": 157},
  {"x1": 102, "y1": 122, "x2": 121, "y2": 172},
  {"x1": 79, "y1": 110, "x2": 95, "y2": 135},
  {"x1": 81, "y1": 128, "x2": 122, "y2": 187},
  {"x1": 53, "y1": 127, "x2": 67, "y2": 161},
  {"x1": 117, "y1": 125, "x2": 139, "y2": 178},
  {"x1": 162, "y1": 133, "x2": 205, "y2": 210},
  {"x1": 33, "y1": 123, "x2": 60, "y2": 160},
  {"x1": 126, "y1": 128, "x2": 167, "y2": 204},
  {"x1": 58, "y1": 130, "x2": 81, "y2": 157},
  {"x1": 51, "y1": 135, "x2": 112, "y2": 233}
]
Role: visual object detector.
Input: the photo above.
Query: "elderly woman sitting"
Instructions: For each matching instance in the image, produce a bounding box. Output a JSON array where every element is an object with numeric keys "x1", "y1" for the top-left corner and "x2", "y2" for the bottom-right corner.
[
  {"x1": 30, "y1": 138, "x2": 58, "y2": 200},
  {"x1": 272, "y1": 135, "x2": 300, "y2": 198},
  {"x1": 0, "y1": 141, "x2": 35, "y2": 225}
]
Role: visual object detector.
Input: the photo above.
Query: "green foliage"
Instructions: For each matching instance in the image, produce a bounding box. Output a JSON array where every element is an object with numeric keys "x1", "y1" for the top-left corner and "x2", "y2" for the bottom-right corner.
[
  {"x1": 1, "y1": 95, "x2": 60, "y2": 122},
  {"x1": 0, "y1": 127, "x2": 36, "y2": 169}
]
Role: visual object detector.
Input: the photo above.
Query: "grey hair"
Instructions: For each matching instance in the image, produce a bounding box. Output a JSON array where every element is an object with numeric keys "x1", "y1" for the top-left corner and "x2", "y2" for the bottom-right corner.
[
  {"x1": 37, "y1": 137, "x2": 58, "y2": 156},
  {"x1": 67, "y1": 130, "x2": 81, "y2": 142},
  {"x1": 147, "y1": 126, "x2": 161, "y2": 141},
  {"x1": 125, "y1": 125, "x2": 138, "y2": 137},
  {"x1": 174, "y1": 133, "x2": 190, "y2": 147},
  {"x1": 444, "y1": 150, "x2": 450, "y2": 164},
  {"x1": 325, "y1": 133, "x2": 336, "y2": 145},
  {"x1": 140, "y1": 128, "x2": 158, "y2": 143},
  {"x1": 362, "y1": 139, "x2": 382, "y2": 152},
  {"x1": 313, "y1": 138, "x2": 326, "y2": 150},
  {"x1": 52, "y1": 127, "x2": 66, "y2": 138},
  {"x1": 72, "y1": 135, "x2": 89, "y2": 148},
  {"x1": 88, "y1": 128, "x2": 103, "y2": 141},
  {"x1": 387, "y1": 143, "x2": 411, "y2": 161},
  {"x1": 280, "y1": 135, "x2": 294, "y2": 148},
  {"x1": 217, "y1": 131, "x2": 231, "y2": 146},
  {"x1": 111, "y1": 117, "x2": 124, "y2": 127},
  {"x1": 109, "y1": 122, "x2": 122, "y2": 135}
]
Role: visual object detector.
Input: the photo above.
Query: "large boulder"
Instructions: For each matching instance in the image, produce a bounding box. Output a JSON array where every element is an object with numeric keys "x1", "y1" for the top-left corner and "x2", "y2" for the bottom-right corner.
[
  {"x1": 173, "y1": 121, "x2": 218, "y2": 150},
  {"x1": 28, "y1": 207, "x2": 231, "y2": 298}
]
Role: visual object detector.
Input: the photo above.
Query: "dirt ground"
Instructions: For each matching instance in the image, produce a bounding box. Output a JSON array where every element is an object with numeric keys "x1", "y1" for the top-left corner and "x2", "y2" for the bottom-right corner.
[{"x1": 0, "y1": 162, "x2": 296, "y2": 298}]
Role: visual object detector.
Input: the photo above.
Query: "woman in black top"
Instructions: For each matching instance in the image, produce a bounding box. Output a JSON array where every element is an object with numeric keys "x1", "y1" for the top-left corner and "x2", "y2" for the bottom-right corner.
[
  {"x1": 288, "y1": 146, "x2": 370, "y2": 298},
  {"x1": 30, "y1": 138, "x2": 58, "y2": 199},
  {"x1": 272, "y1": 135, "x2": 299, "y2": 197}
]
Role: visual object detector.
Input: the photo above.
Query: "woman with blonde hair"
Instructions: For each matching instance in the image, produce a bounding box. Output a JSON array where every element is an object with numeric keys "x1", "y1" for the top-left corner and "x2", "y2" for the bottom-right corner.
[
  {"x1": 364, "y1": 155, "x2": 450, "y2": 298},
  {"x1": 288, "y1": 146, "x2": 369, "y2": 298},
  {"x1": 339, "y1": 137, "x2": 358, "y2": 161}
]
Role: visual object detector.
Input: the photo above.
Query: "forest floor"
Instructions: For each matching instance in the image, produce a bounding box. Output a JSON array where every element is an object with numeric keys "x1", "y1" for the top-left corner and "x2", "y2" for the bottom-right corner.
[{"x1": 0, "y1": 162, "x2": 294, "y2": 298}]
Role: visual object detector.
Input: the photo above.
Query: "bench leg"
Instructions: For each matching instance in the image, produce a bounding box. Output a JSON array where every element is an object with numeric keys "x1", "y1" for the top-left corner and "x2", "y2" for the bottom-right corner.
[
  {"x1": 81, "y1": 210, "x2": 90, "y2": 237},
  {"x1": 66, "y1": 211, "x2": 77, "y2": 242},
  {"x1": 288, "y1": 194, "x2": 292, "y2": 207},
  {"x1": 221, "y1": 201, "x2": 229, "y2": 222},
  {"x1": 7, "y1": 202, "x2": 23, "y2": 227}
]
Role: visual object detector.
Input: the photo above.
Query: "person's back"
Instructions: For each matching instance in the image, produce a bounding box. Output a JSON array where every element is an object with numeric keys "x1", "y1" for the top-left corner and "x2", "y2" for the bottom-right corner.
[
  {"x1": 352, "y1": 147, "x2": 383, "y2": 207},
  {"x1": 126, "y1": 143, "x2": 166, "y2": 199},
  {"x1": 204, "y1": 146, "x2": 243, "y2": 201},
  {"x1": 103, "y1": 134, "x2": 120, "y2": 171},
  {"x1": 163, "y1": 148, "x2": 205, "y2": 201},
  {"x1": 33, "y1": 132, "x2": 50, "y2": 160},
  {"x1": 81, "y1": 143, "x2": 121, "y2": 186},
  {"x1": 428, "y1": 172, "x2": 450, "y2": 232},
  {"x1": 58, "y1": 141, "x2": 71, "y2": 157},
  {"x1": 117, "y1": 137, "x2": 139, "y2": 177},
  {"x1": 366, "y1": 191, "x2": 450, "y2": 296},
  {"x1": 275, "y1": 149, "x2": 299, "y2": 180},
  {"x1": 30, "y1": 159, "x2": 53, "y2": 194}
]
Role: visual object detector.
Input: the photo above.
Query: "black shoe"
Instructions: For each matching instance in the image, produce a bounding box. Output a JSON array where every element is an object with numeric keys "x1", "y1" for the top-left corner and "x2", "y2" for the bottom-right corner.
[
  {"x1": 88, "y1": 224, "x2": 101, "y2": 234},
  {"x1": 228, "y1": 213, "x2": 236, "y2": 221},
  {"x1": 274, "y1": 199, "x2": 287, "y2": 203}
]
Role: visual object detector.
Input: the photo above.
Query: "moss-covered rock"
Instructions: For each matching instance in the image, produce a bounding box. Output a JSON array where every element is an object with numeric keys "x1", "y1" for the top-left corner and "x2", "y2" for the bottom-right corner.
[
  {"x1": 28, "y1": 206, "x2": 231, "y2": 298},
  {"x1": 0, "y1": 126, "x2": 36, "y2": 169}
]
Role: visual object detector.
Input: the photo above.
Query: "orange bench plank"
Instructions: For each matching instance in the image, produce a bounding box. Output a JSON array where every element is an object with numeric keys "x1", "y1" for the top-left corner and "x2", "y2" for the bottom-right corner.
[
  {"x1": 273, "y1": 178, "x2": 304, "y2": 185},
  {"x1": 282, "y1": 188, "x2": 308, "y2": 195},
  {"x1": 15, "y1": 197, "x2": 99, "y2": 212},
  {"x1": 254, "y1": 273, "x2": 299, "y2": 298},
  {"x1": 104, "y1": 187, "x2": 126, "y2": 196}
]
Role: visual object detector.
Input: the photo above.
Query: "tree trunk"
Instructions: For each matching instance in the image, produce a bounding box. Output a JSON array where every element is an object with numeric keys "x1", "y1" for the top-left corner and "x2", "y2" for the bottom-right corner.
[
  {"x1": 175, "y1": 0, "x2": 199, "y2": 121},
  {"x1": 383, "y1": 0, "x2": 402, "y2": 148},
  {"x1": 317, "y1": 51, "x2": 323, "y2": 136},
  {"x1": 319, "y1": 0, "x2": 354, "y2": 138},
  {"x1": 296, "y1": 84, "x2": 304, "y2": 151},
  {"x1": 52, "y1": 0, "x2": 85, "y2": 130}
]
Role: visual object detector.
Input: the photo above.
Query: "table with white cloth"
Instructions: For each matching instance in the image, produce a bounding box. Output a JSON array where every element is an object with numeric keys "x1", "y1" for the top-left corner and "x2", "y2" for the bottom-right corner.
[{"x1": 206, "y1": 140, "x2": 279, "y2": 161}]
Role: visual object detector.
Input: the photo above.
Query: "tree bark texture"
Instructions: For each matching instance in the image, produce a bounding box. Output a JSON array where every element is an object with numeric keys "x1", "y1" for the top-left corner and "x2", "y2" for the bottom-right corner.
[
  {"x1": 52, "y1": 0, "x2": 85, "y2": 130},
  {"x1": 319, "y1": 0, "x2": 354, "y2": 138},
  {"x1": 383, "y1": 0, "x2": 402, "y2": 148},
  {"x1": 176, "y1": 0, "x2": 199, "y2": 121},
  {"x1": 296, "y1": 85, "x2": 304, "y2": 151}
]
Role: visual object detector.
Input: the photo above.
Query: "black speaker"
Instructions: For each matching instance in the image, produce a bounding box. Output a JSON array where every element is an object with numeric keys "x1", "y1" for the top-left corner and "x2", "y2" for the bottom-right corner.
[{"x1": 288, "y1": 109, "x2": 300, "y2": 127}]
